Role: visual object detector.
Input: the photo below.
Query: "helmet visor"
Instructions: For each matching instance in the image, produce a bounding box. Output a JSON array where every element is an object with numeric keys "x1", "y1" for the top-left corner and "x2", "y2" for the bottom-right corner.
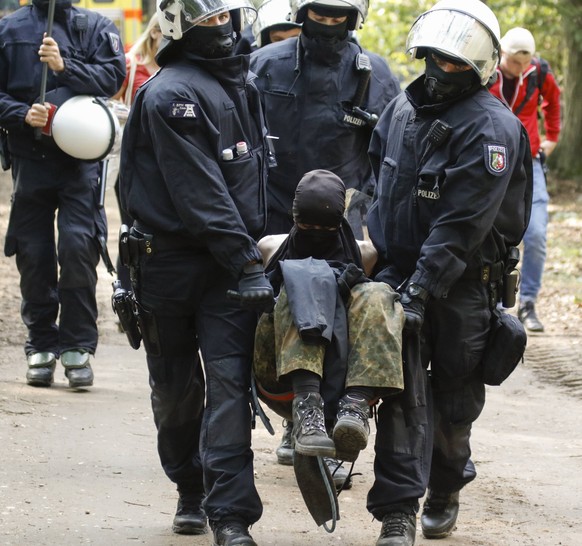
[
  {"x1": 406, "y1": 9, "x2": 499, "y2": 84},
  {"x1": 291, "y1": 0, "x2": 367, "y2": 24},
  {"x1": 159, "y1": 0, "x2": 256, "y2": 38},
  {"x1": 253, "y1": 0, "x2": 297, "y2": 39}
]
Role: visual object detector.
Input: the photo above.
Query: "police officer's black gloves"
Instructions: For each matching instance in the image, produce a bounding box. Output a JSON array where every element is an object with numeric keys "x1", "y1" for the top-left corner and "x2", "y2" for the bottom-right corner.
[
  {"x1": 400, "y1": 282, "x2": 430, "y2": 333},
  {"x1": 235, "y1": 261, "x2": 275, "y2": 313}
]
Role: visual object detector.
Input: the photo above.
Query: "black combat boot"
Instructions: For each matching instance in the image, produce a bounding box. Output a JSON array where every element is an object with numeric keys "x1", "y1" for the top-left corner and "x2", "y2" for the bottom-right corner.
[
  {"x1": 332, "y1": 394, "x2": 370, "y2": 462},
  {"x1": 377, "y1": 511, "x2": 417, "y2": 546},
  {"x1": 172, "y1": 492, "x2": 207, "y2": 535},
  {"x1": 518, "y1": 301, "x2": 544, "y2": 332},
  {"x1": 61, "y1": 349, "x2": 94, "y2": 388},
  {"x1": 292, "y1": 392, "x2": 336, "y2": 458},
  {"x1": 26, "y1": 352, "x2": 56, "y2": 387},
  {"x1": 276, "y1": 419, "x2": 294, "y2": 465},
  {"x1": 421, "y1": 490, "x2": 460, "y2": 539},
  {"x1": 212, "y1": 517, "x2": 257, "y2": 546}
]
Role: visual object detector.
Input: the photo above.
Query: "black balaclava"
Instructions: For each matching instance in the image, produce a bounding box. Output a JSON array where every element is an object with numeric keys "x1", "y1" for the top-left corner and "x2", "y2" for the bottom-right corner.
[
  {"x1": 32, "y1": 0, "x2": 72, "y2": 23},
  {"x1": 424, "y1": 50, "x2": 480, "y2": 103},
  {"x1": 278, "y1": 169, "x2": 361, "y2": 264},
  {"x1": 181, "y1": 20, "x2": 236, "y2": 59},
  {"x1": 301, "y1": 5, "x2": 350, "y2": 45}
]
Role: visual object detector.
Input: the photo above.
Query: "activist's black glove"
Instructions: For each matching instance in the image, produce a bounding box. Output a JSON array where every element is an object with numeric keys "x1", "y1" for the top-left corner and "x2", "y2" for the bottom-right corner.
[
  {"x1": 233, "y1": 262, "x2": 275, "y2": 313},
  {"x1": 337, "y1": 263, "x2": 369, "y2": 302},
  {"x1": 400, "y1": 282, "x2": 429, "y2": 333}
]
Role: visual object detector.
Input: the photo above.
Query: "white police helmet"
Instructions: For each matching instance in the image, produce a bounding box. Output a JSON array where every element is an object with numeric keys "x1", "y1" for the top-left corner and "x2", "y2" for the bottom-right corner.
[
  {"x1": 158, "y1": 0, "x2": 257, "y2": 40},
  {"x1": 406, "y1": 0, "x2": 501, "y2": 85},
  {"x1": 290, "y1": 0, "x2": 368, "y2": 30},
  {"x1": 252, "y1": 0, "x2": 300, "y2": 47},
  {"x1": 51, "y1": 96, "x2": 119, "y2": 161}
]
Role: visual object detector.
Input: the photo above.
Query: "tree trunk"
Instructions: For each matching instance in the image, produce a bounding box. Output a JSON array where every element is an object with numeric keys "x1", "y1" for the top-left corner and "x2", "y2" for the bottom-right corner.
[{"x1": 549, "y1": 1, "x2": 582, "y2": 187}]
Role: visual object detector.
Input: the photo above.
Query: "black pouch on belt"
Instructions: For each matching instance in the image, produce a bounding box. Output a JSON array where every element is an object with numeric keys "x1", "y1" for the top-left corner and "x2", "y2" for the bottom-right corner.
[{"x1": 481, "y1": 309, "x2": 527, "y2": 386}]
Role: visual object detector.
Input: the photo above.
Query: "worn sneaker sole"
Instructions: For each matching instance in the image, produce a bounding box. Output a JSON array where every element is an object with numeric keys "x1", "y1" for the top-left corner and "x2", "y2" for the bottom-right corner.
[{"x1": 333, "y1": 416, "x2": 368, "y2": 462}]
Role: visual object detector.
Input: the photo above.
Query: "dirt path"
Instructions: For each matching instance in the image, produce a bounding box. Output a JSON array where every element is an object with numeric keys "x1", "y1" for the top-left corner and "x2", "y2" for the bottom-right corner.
[{"x1": 0, "y1": 171, "x2": 581, "y2": 545}]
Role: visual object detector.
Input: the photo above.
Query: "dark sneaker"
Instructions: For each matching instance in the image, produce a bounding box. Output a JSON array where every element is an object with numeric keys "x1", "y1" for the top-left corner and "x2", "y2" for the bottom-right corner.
[
  {"x1": 377, "y1": 511, "x2": 417, "y2": 546},
  {"x1": 332, "y1": 394, "x2": 370, "y2": 462},
  {"x1": 172, "y1": 493, "x2": 207, "y2": 535},
  {"x1": 323, "y1": 457, "x2": 353, "y2": 491},
  {"x1": 61, "y1": 350, "x2": 94, "y2": 388},
  {"x1": 212, "y1": 518, "x2": 257, "y2": 546},
  {"x1": 292, "y1": 393, "x2": 336, "y2": 458},
  {"x1": 421, "y1": 490, "x2": 459, "y2": 539},
  {"x1": 26, "y1": 352, "x2": 56, "y2": 387},
  {"x1": 518, "y1": 301, "x2": 544, "y2": 332},
  {"x1": 276, "y1": 420, "x2": 294, "y2": 465}
]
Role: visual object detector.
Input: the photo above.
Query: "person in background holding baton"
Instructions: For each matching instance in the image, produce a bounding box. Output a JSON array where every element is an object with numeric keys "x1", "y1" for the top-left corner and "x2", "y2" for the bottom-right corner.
[{"x1": 0, "y1": 0, "x2": 125, "y2": 388}]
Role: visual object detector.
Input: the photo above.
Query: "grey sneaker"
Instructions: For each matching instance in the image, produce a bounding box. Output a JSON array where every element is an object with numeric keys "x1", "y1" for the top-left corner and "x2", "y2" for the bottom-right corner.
[
  {"x1": 518, "y1": 301, "x2": 544, "y2": 332},
  {"x1": 292, "y1": 392, "x2": 336, "y2": 458},
  {"x1": 276, "y1": 420, "x2": 294, "y2": 465},
  {"x1": 26, "y1": 351, "x2": 56, "y2": 387}
]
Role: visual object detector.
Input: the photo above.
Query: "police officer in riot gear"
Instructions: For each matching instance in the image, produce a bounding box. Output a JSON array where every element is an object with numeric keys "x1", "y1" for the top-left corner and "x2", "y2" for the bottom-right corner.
[
  {"x1": 119, "y1": 0, "x2": 274, "y2": 543},
  {"x1": 250, "y1": 0, "x2": 400, "y2": 238},
  {"x1": 366, "y1": 1, "x2": 533, "y2": 544},
  {"x1": 252, "y1": 0, "x2": 301, "y2": 48},
  {"x1": 0, "y1": 0, "x2": 126, "y2": 388}
]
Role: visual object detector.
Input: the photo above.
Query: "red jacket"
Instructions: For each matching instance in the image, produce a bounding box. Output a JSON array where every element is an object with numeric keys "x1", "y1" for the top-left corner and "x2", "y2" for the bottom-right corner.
[{"x1": 489, "y1": 58, "x2": 561, "y2": 158}]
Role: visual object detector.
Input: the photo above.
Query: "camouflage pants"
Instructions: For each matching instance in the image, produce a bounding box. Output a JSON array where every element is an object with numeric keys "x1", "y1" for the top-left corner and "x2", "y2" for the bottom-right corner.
[{"x1": 253, "y1": 282, "x2": 405, "y2": 400}]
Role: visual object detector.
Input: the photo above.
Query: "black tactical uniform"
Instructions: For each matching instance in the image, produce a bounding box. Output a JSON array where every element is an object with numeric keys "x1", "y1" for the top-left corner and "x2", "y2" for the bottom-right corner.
[
  {"x1": 250, "y1": 33, "x2": 400, "y2": 235},
  {"x1": 119, "y1": 51, "x2": 269, "y2": 527},
  {"x1": 366, "y1": 76, "x2": 532, "y2": 516},
  {"x1": 0, "y1": 1, "x2": 125, "y2": 362}
]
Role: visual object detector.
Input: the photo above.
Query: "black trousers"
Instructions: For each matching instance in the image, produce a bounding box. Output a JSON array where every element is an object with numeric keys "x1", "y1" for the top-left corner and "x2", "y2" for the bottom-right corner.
[
  {"x1": 367, "y1": 279, "x2": 490, "y2": 518},
  {"x1": 5, "y1": 155, "x2": 103, "y2": 356},
  {"x1": 135, "y1": 246, "x2": 263, "y2": 525}
]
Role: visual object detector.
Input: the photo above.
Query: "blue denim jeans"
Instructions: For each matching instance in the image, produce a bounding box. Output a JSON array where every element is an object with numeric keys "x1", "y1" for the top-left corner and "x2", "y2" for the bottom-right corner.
[{"x1": 519, "y1": 157, "x2": 549, "y2": 303}]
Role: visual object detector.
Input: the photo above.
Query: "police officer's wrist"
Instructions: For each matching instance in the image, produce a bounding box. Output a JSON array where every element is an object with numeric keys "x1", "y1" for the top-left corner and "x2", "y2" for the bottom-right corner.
[
  {"x1": 242, "y1": 260, "x2": 264, "y2": 276},
  {"x1": 405, "y1": 282, "x2": 429, "y2": 302}
]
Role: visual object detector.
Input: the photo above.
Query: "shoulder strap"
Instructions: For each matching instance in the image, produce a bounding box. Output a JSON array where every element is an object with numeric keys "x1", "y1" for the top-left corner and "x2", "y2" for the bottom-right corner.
[
  {"x1": 514, "y1": 58, "x2": 548, "y2": 115},
  {"x1": 536, "y1": 58, "x2": 549, "y2": 104}
]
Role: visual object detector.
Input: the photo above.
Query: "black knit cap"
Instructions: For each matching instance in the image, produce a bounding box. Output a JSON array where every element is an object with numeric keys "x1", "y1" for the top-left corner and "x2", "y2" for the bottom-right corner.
[{"x1": 292, "y1": 169, "x2": 346, "y2": 228}]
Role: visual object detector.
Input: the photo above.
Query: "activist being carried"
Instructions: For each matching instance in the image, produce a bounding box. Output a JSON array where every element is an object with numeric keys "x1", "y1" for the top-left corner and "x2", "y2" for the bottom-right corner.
[
  {"x1": 0, "y1": 0, "x2": 126, "y2": 388},
  {"x1": 365, "y1": 1, "x2": 533, "y2": 544},
  {"x1": 253, "y1": 169, "x2": 405, "y2": 477}
]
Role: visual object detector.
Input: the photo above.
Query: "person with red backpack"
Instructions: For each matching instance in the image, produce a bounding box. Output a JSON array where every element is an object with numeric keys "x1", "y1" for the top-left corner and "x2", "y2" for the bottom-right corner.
[{"x1": 489, "y1": 27, "x2": 561, "y2": 332}]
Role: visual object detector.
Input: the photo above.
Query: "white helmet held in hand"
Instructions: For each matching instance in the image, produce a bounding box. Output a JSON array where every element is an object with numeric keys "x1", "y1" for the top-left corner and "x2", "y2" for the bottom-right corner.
[
  {"x1": 290, "y1": 0, "x2": 368, "y2": 30},
  {"x1": 51, "y1": 96, "x2": 119, "y2": 161},
  {"x1": 158, "y1": 0, "x2": 257, "y2": 40},
  {"x1": 406, "y1": 0, "x2": 501, "y2": 84}
]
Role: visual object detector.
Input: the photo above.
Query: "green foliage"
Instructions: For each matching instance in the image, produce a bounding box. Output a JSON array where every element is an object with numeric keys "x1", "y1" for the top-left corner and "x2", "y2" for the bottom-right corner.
[{"x1": 359, "y1": 0, "x2": 564, "y2": 84}]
